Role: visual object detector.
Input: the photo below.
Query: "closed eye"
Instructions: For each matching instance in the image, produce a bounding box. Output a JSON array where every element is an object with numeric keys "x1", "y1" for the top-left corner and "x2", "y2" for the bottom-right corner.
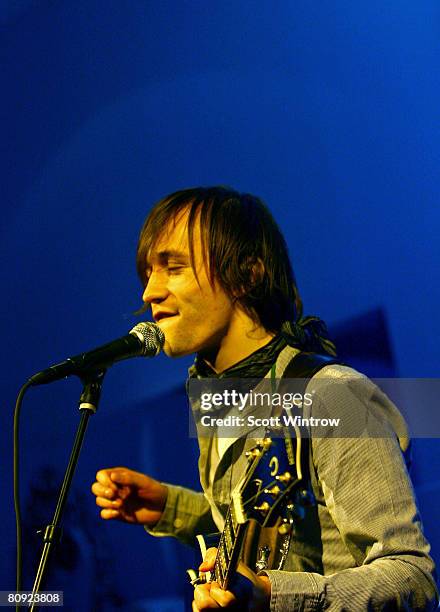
[{"x1": 145, "y1": 264, "x2": 184, "y2": 278}]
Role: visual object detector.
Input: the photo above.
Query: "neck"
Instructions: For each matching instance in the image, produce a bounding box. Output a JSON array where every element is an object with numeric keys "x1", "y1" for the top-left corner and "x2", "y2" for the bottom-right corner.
[{"x1": 201, "y1": 310, "x2": 275, "y2": 373}]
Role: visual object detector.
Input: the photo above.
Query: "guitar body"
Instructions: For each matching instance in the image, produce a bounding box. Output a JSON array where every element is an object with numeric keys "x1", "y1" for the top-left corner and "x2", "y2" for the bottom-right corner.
[
  {"x1": 240, "y1": 515, "x2": 291, "y2": 572},
  {"x1": 190, "y1": 515, "x2": 289, "y2": 576}
]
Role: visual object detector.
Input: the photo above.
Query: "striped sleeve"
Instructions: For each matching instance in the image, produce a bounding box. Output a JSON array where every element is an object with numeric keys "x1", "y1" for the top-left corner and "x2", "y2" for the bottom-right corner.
[
  {"x1": 261, "y1": 377, "x2": 438, "y2": 611},
  {"x1": 145, "y1": 483, "x2": 217, "y2": 547}
]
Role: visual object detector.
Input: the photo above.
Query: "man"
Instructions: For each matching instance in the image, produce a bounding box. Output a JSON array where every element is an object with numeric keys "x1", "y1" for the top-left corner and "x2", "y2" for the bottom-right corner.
[{"x1": 91, "y1": 187, "x2": 438, "y2": 610}]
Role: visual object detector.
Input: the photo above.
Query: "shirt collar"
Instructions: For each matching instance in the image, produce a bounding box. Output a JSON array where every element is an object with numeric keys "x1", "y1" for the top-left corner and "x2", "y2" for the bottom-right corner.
[{"x1": 188, "y1": 333, "x2": 287, "y2": 380}]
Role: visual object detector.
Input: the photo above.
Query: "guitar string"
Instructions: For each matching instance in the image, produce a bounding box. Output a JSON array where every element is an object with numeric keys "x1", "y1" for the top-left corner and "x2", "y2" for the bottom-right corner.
[
  {"x1": 214, "y1": 477, "x2": 296, "y2": 583},
  {"x1": 240, "y1": 477, "x2": 282, "y2": 509}
]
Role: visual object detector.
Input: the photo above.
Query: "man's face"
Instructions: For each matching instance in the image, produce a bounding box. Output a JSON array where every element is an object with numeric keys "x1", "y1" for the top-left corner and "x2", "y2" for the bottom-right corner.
[{"x1": 142, "y1": 209, "x2": 236, "y2": 359}]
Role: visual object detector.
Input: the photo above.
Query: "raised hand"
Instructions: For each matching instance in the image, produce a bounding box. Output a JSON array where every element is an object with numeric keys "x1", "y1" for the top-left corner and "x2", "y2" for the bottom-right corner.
[{"x1": 91, "y1": 467, "x2": 168, "y2": 527}]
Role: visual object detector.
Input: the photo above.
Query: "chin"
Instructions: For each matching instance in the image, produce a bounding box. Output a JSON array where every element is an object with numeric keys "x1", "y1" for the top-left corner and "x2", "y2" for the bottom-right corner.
[{"x1": 163, "y1": 341, "x2": 194, "y2": 359}]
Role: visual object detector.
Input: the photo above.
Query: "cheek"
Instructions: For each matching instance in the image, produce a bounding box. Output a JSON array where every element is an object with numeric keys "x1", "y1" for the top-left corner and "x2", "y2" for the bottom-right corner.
[
  {"x1": 207, "y1": 300, "x2": 234, "y2": 325},
  {"x1": 180, "y1": 276, "x2": 234, "y2": 320}
]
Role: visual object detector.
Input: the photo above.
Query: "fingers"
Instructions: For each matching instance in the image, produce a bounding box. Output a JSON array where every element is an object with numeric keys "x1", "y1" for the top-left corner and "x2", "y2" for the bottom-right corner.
[
  {"x1": 193, "y1": 582, "x2": 222, "y2": 609},
  {"x1": 107, "y1": 467, "x2": 148, "y2": 488},
  {"x1": 91, "y1": 467, "x2": 166, "y2": 525},
  {"x1": 94, "y1": 491, "x2": 122, "y2": 510},
  {"x1": 95, "y1": 468, "x2": 119, "y2": 490},
  {"x1": 92, "y1": 469, "x2": 119, "y2": 506},
  {"x1": 91, "y1": 487, "x2": 123, "y2": 520},
  {"x1": 92, "y1": 469, "x2": 122, "y2": 502},
  {"x1": 194, "y1": 554, "x2": 237, "y2": 610},
  {"x1": 193, "y1": 557, "x2": 269, "y2": 610},
  {"x1": 99, "y1": 507, "x2": 122, "y2": 520},
  {"x1": 91, "y1": 481, "x2": 116, "y2": 500},
  {"x1": 194, "y1": 581, "x2": 238, "y2": 609},
  {"x1": 207, "y1": 582, "x2": 236, "y2": 607},
  {"x1": 91, "y1": 468, "x2": 130, "y2": 521},
  {"x1": 92, "y1": 466, "x2": 140, "y2": 496},
  {"x1": 199, "y1": 547, "x2": 217, "y2": 572}
]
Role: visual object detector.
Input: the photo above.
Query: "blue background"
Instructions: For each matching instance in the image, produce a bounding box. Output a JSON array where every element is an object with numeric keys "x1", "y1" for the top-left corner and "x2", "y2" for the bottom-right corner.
[{"x1": 1, "y1": 2, "x2": 439, "y2": 609}]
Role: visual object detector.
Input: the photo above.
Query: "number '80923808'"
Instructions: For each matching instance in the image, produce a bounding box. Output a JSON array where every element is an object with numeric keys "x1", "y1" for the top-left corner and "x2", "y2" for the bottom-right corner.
[{"x1": 1, "y1": 591, "x2": 63, "y2": 606}]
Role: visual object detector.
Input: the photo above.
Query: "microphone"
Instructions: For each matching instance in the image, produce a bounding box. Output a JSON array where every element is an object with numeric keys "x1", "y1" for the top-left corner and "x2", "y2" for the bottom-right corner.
[{"x1": 28, "y1": 322, "x2": 165, "y2": 386}]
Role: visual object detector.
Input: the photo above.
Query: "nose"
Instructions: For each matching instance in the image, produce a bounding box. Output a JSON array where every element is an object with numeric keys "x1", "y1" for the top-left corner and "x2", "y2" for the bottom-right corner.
[{"x1": 142, "y1": 270, "x2": 168, "y2": 304}]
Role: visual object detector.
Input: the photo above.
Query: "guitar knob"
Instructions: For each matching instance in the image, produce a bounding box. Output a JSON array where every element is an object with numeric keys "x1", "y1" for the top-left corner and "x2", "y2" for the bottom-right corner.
[
  {"x1": 263, "y1": 485, "x2": 281, "y2": 497},
  {"x1": 245, "y1": 448, "x2": 262, "y2": 461},
  {"x1": 253, "y1": 501, "x2": 270, "y2": 515},
  {"x1": 276, "y1": 472, "x2": 292, "y2": 484},
  {"x1": 261, "y1": 438, "x2": 272, "y2": 450}
]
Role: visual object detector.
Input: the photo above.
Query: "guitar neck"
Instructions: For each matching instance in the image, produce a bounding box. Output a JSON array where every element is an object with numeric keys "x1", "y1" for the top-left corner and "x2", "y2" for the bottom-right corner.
[{"x1": 213, "y1": 504, "x2": 247, "y2": 590}]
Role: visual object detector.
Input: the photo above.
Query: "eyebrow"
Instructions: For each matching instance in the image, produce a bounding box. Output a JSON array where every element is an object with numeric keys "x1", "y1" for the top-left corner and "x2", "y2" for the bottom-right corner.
[{"x1": 146, "y1": 249, "x2": 190, "y2": 265}]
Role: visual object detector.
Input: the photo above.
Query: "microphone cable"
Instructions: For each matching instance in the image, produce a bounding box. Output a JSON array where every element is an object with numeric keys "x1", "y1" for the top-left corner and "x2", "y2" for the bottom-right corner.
[{"x1": 13, "y1": 380, "x2": 32, "y2": 609}]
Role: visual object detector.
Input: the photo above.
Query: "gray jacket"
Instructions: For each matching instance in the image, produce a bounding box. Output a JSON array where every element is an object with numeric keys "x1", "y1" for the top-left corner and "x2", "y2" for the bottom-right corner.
[{"x1": 148, "y1": 346, "x2": 438, "y2": 610}]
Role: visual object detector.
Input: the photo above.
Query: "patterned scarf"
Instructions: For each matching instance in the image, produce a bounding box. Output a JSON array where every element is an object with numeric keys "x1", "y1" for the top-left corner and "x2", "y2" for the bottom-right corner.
[{"x1": 189, "y1": 315, "x2": 336, "y2": 380}]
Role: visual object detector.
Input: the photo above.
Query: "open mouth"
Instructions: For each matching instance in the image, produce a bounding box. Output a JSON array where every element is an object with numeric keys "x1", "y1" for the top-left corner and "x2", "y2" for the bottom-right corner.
[{"x1": 154, "y1": 312, "x2": 177, "y2": 323}]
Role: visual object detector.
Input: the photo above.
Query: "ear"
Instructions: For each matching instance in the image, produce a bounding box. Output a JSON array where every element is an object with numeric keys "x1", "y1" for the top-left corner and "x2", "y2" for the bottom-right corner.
[
  {"x1": 248, "y1": 257, "x2": 265, "y2": 285},
  {"x1": 233, "y1": 257, "x2": 265, "y2": 298}
]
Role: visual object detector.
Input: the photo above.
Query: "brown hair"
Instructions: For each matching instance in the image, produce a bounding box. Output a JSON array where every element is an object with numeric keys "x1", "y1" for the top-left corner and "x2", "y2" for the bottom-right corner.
[{"x1": 136, "y1": 186, "x2": 302, "y2": 334}]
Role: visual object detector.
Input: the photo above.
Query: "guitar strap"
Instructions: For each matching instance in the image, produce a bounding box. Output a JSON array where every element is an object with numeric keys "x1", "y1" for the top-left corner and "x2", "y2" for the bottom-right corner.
[
  {"x1": 278, "y1": 350, "x2": 341, "y2": 383},
  {"x1": 241, "y1": 351, "x2": 342, "y2": 572}
]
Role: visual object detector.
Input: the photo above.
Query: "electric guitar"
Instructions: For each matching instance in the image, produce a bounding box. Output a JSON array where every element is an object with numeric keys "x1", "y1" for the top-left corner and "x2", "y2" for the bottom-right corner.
[{"x1": 188, "y1": 424, "x2": 314, "y2": 590}]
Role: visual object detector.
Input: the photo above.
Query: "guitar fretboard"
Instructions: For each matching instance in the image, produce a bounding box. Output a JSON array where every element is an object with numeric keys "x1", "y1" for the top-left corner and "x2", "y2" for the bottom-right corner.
[{"x1": 213, "y1": 502, "x2": 245, "y2": 589}]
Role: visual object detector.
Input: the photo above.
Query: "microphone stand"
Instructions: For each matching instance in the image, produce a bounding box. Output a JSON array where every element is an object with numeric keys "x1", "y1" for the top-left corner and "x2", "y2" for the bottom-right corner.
[{"x1": 29, "y1": 369, "x2": 106, "y2": 611}]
